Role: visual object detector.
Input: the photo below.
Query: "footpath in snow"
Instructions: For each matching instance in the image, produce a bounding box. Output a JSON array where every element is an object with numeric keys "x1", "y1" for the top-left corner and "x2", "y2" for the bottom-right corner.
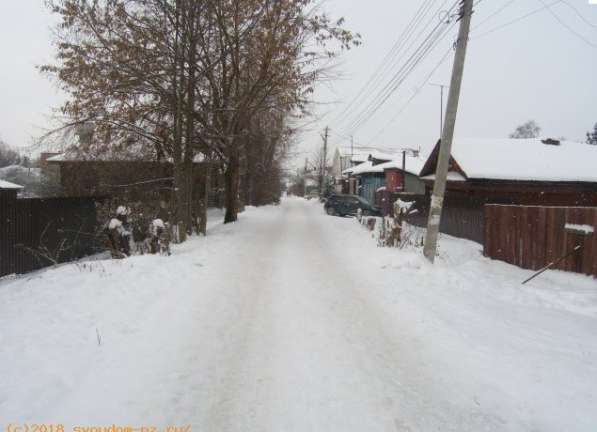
[{"x1": 1, "y1": 198, "x2": 596, "y2": 431}]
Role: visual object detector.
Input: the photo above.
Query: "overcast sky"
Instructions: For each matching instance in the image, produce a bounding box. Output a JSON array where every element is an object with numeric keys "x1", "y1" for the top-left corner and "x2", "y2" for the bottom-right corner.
[{"x1": 1, "y1": 1, "x2": 596, "y2": 161}]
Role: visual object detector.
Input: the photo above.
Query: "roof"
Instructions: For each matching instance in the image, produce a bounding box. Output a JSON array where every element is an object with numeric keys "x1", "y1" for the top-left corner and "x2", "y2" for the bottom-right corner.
[
  {"x1": 48, "y1": 152, "x2": 209, "y2": 164},
  {"x1": 343, "y1": 153, "x2": 426, "y2": 177},
  {"x1": 343, "y1": 161, "x2": 384, "y2": 176},
  {"x1": 374, "y1": 154, "x2": 427, "y2": 176},
  {"x1": 0, "y1": 179, "x2": 24, "y2": 190},
  {"x1": 432, "y1": 138, "x2": 597, "y2": 183},
  {"x1": 421, "y1": 172, "x2": 467, "y2": 182},
  {"x1": 336, "y1": 147, "x2": 398, "y2": 164}
]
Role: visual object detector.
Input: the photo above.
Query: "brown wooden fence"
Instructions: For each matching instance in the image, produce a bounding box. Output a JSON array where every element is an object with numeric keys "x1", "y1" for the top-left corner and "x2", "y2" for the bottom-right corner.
[
  {"x1": 484, "y1": 205, "x2": 597, "y2": 277},
  {"x1": 386, "y1": 192, "x2": 486, "y2": 244},
  {"x1": 1, "y1": 195, "x2": 105, "y2": 277}
]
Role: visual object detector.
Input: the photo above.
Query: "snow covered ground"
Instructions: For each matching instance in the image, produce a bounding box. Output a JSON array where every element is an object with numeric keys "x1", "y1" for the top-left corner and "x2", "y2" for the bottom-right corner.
[{"x1": 1, "y1": 198, "x2": 596, "y2": 431}]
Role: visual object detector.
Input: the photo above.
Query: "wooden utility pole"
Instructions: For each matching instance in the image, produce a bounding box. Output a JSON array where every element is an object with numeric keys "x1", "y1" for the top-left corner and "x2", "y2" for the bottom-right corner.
[
  {"x1": 423, "y1": 0, "x2": 474, "y2": 263},
  {"x1": 320, "y1": 126, "x2": 329, "y2": 195}
]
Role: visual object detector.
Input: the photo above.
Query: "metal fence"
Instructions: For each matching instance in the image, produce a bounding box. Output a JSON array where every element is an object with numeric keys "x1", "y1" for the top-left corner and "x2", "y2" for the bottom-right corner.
[
  {"x1": 0, "y1": 194, "x2": 104, "y2": 277},
  {"x1": 484, "y1": 205, "x2": 597, "y2": 277}
]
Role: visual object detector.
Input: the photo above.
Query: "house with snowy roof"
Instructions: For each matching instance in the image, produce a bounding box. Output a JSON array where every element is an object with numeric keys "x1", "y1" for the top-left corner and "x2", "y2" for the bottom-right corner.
[
  {"x1": 414, "y1": 137, "x2": 597, "y2": 243},
  {"x1": 330, "y1": 146, "x2": 398, "y2": 193},
  {"x1": 342, "y1": 150, "x2": 426, "y2": 206},
  {"x1": 0, "y1": 179, "x2": 23, "y2": 201},
  {"x1": 46, "y1": 150, "x2": 222, "y2": 206},
  {"x1": 420, "y1": 137, "x2": 597, "y2": 206}
]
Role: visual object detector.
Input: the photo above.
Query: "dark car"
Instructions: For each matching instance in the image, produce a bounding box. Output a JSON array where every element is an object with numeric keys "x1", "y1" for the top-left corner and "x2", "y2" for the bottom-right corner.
[{"x1": 324, "y1": 194, "x2": 382, "y2": 217}]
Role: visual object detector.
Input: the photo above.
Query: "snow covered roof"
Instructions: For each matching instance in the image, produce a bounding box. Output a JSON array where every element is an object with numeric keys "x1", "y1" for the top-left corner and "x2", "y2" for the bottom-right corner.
[
  {"x1": 343, "y1": 161, "x2": 385, "y2": 176},
  {"x1": 447, "y1": 138, "x2": 597, "y2": 183},
  {"x1": 344, "y1": 153, "x2": 427, "y2": 177},
  {"x1": 336, "y1": 147, "x2": 398, "y2": 164},
  {"x1": 0, "y1": 179, "x2": 24, "y2": 189},
  {"x1": 48, "y1": 152, "x2": 209, "y2": 164},
  {"x1": 421, "y1": 172, "x2": 467, "y2": 182},
  {"x1": 374, "y1": 154, "x2": 427, "y2": 176}
]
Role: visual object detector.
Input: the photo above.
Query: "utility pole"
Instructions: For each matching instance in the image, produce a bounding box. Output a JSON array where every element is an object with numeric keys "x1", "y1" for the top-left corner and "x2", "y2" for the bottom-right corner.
[
  {"x1": 430, "y1": 83, "x2": 448, "y2": 138},
  {"x1": 320, "y1": 126, "x2": 329, "y2": 196},
  {"x1": 424, "y1": 0, "x2": 473, "y2": 263}
]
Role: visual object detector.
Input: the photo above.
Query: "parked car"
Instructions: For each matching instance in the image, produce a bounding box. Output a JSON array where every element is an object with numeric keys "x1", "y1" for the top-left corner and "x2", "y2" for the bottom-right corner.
[
  {"x1": 305, "y1": 191, "x2": 319, "y2": 200},
  {"x1": 324, "y1": 194, "x2": 382, "y2": 217}
]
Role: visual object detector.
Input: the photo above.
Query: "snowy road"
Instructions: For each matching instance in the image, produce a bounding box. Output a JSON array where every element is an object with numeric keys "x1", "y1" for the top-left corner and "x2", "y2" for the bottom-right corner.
[{"x1": 1, "y1": 198, "x2": 597, "y2": 431}]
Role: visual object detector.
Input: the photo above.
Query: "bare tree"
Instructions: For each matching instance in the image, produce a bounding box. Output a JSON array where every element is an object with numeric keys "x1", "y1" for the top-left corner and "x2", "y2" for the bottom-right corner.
[
  {"x1": 0, "y1": 138, "x2": 20, "y2": 168},
  {"x1": 587, "y1": 122, "x2": 597, "y2": 145},
  {"x1": 510, "y1": 120, "x2": 541, "y2": 139},
  {"x1": 42, "y1": 0, "x2": 359, "y2": 228}
]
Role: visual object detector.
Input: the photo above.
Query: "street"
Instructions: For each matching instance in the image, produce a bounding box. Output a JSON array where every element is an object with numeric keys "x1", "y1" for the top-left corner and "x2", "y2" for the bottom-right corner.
[{"x1": 1, "y1": 198, "x2": 596, "y2": 431}]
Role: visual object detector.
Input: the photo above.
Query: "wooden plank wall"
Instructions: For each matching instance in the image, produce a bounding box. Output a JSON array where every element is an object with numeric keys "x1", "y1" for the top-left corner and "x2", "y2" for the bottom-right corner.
[
  {"x1": 484, "y1": 205, "x2": 597, "y2": 278},
  {"x1": 0, "y1": 191, "x2": 18, "y2": 276},
  {"x1": 395, "y1": 193, "x2": 486, "y2": 244},
  {"x1": 0, "y1": 196, "x2": 102, "y2": 277}
]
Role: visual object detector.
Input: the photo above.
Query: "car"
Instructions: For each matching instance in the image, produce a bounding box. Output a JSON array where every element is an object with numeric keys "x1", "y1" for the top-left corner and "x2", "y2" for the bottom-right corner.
[
  {"x1": 324, "y1": 194, "x2": 382, "y2": 217},
  {"x1": 305, "y1": 191, "x2": 319, "y2": 200}
]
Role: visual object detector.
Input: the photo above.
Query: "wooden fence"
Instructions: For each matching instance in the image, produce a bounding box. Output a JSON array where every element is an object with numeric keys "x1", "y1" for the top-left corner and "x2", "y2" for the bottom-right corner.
[
  {"x1": 484, "y1": 205, "x2": 597, "y2": 277},
  {"x1": 0, "y1": 195, "x2": 105, "y2": 277},
  {"x1": 384, "y1": 192, "x2": 486, "y2": 244}
]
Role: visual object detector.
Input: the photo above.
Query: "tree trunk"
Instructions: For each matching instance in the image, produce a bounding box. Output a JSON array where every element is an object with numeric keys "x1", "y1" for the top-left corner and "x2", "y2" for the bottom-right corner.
[
  {"x1": 173, "y1": 161, "x2": 187, "y2": 243},
  {"x1": 198, "y1": 166, "x2": 210, "y2": 235},
  {"x1": 224, "y1": 154, "x2": 240, "y2": 224}
]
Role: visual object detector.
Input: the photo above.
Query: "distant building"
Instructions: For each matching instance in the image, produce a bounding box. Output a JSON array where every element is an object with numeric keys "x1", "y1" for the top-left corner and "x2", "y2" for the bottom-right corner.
[
  {"x1": 330, "y1": 147, "x2": 398, "y2": 194},
  {"x1": 341, "y1": 149, "x2": 426, "y2": 207},
  {"x1": 0, "y1": 180, "x2": 23, "y2": 201},
  {"x1": 46, "y1": 152, "x2": 223, "y2": 207}
]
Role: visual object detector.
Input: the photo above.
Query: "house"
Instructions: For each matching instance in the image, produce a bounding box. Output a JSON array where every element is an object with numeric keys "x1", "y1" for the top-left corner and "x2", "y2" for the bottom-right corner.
[
  {"x1": 46, "y1": 151, "x2": 223, "y2": 207},
  {"x1": 331, "y1": 147, "x2": 397, "y2": 194},
  {"x1": 373, "y1": 153, "x2": 427, "y2": 215},
  {"x1": 0, "y1": 180, "x2": 23, "y2": 201},
  {"x1": 415, "y1": 137, "x2": 597, "y2": 243},
  {"x1": 342, "y1": 150, "x2": 426, "y2": 209},
  {"x1": 420, "y1": 137, "x2": 597, "y2": 206},
  {"x1": 342, "y1": 150, "x2": 398, "y2": 203}
]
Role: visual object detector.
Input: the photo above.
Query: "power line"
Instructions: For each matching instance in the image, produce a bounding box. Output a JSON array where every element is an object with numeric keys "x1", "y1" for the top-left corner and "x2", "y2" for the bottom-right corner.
[
  {"x1": 339, "y1": 2, "x2": 461, "y2": 137},
  {"x1": 339, "y1": 5, "x2": 457, "y2": 134},
  {"x1": 472, "y1": 0, "x2": 562, "y2": 39},
  {"x1": 471, "y1": 0, "x2": 518, "y2": 31},
  {"x1": 328, "y1": 0, "x2": 438, "y2": 126},
  {"x1": 537, "y1": 0, "x2": 597, "y2": 49},
  {"x1": 367, "y1": 46, "x2": 454, "y2": 145},
  {"x1": 559, "y1": 0, "x2": 597, "y2": 31},
  {"x1": 330, "y1": 0, "x2": 456, "y2": 132}
]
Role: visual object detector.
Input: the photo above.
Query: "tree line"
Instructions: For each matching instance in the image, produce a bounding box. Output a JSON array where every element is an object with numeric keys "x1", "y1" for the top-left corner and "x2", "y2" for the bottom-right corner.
[{"x1": 40, "y1": 0, "x2": 359, "y2": 234}]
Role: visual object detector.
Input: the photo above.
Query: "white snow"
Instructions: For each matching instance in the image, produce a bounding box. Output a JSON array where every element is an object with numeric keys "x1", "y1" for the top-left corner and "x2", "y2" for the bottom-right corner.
[
  {"x1": 565, "y1": 223, "x2": 595, "y2": 235},
  {"x1": 395, "y1": 198, "x2": 415, "y2": 213},
  {"x1": 343, "y1": 160, "x2": 385, "y2": 175},
  {"x1": 108, "y1": 218, "x2": 123, "y2": 230},
  {"x1": 1, "y1": 198, "x2": 596, "y2": 431},
  {"x1": 336, "y1": 147, "x2": 398, "y2": 166},
  {"x1": 374, "y1": 154, "x2": 427, "y2": 176},
  {"x1": 116, "y1": 206, "x2": 129, "y2": 216},
  {"x1": 421, "y1": 171, "x2": 467, "y2": 182},
  {"x1": 48, "y1": 152, "x2": 211, "y2": 164},
  {"x1": 151, "y1": 218, "x2": 166, "y2": 229},
  {"x1": 0, "y1": 179, "x2": 23, "y2": 189},
  {"x1": 344, "y1": 152, "x2": 426, "y2": 177},
  {"x1": 448, "y1": 138, "x2": 597, "y2": 183}
]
